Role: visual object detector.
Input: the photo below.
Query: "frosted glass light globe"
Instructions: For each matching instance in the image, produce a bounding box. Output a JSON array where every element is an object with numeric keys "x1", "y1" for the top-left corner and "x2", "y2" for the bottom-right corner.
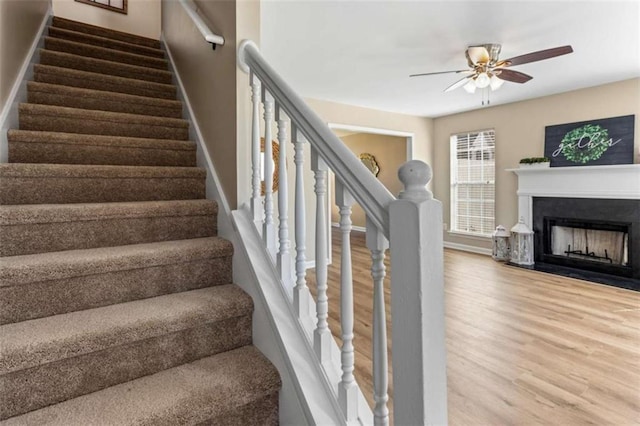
[
  {"x1": 475, "y1": 72, "x2": 490, "y2": 88},
  {"x1": 463, "y1": 80, "x2": 477, "y2": 93}
]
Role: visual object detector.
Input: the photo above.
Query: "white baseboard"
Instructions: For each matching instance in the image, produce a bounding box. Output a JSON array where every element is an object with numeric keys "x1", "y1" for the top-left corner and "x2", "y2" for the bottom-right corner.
[
  {"x1": 443, "y1": 241, "x2": 492, "y2": 256},
  {"x1": 0, "y1": 7, "x2": 52, "y2": 163}
]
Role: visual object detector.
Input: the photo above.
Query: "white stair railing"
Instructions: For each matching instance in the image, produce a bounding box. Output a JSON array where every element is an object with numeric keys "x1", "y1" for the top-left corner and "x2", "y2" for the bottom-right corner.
[{"x1": 239, "y1": 40, "x2": 448, "y2": 426}]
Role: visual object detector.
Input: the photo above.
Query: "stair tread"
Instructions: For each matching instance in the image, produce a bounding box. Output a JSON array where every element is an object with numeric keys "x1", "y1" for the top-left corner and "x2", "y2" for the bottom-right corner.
[
  {"x1": 44, "y1": 37, "x2": 168, "y2": 70},
  {"x1": 52, "y1": 16, "x2": 161, "y2": 49},
  {"x1": 27, "y1": 81, "x2": 182, "y2": 111},
  {"x1": 0, "y1": 199, "x2": 215, "y2": 226},
  {"x1": 34, "y1": 64, "x2": 176, "y2": 99},
  {"x1": 0, "y1": 162, "x2": 204, "y2": 179},
  {"x1": 8, "y1": 130, "x2": 195, "y2": 151},
  {"x1": 19, "y1": 103, "x2": 188, "y2": 128},
  {"x1": 0, "y1": 236, "x2": 231, "y2": 287},
  {"x1": 1, "y1": 346, "x2": 280, "y2": 426},
  {"x1": 39, "y1": 49, "x2": 173, "y2": 84},
  {"x1": 0, "y1": 285, "x2": 251, "y2": 375},
  {"x1": 48, "y1": 26, "x2": 165, "y2": 58}
]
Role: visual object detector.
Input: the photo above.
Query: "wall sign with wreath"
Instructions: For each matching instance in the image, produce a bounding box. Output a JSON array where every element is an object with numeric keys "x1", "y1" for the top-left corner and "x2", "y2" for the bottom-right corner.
[{"x1": 544, "y1": 115, "x2": 635, "y2": 167}]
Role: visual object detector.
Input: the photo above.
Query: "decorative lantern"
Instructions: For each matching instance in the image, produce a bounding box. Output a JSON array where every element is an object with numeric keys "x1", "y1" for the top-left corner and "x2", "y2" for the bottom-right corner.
[
  {"x1": 492, "y1": 225, "x2": 511, "y2": 261},
  {"x1": 510, "y1": 217, "x2": 534, "y2": 266}
]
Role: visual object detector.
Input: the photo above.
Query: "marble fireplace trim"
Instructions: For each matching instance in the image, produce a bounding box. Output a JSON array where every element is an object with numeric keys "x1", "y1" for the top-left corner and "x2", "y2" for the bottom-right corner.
[{"x1": 508, "y1": 164, "x2": 640, "y2": 228}]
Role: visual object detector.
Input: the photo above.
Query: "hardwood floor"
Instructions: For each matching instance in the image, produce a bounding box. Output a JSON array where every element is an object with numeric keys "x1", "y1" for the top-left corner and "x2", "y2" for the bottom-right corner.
[{"x1": 307, "y1": 229, "x2": 640, "y2": 425}]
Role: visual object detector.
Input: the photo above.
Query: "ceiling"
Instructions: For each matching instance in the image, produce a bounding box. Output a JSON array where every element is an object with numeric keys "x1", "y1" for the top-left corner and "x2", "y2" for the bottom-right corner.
[{"x1": 260, "y1": 1, "x2": 640, "y2": 118}]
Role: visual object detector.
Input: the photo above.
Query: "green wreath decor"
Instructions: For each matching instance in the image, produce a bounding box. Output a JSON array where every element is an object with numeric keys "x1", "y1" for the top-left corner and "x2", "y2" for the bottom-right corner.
[{"x1": 560, "y1": 124, "x2": 610, "y2": 164}]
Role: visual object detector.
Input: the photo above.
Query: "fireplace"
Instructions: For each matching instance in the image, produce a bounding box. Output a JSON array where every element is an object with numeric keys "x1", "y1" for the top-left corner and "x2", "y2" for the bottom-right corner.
[
  {"x1": 510, "y1": 164, "x2": 640, "y2": 291},
  {"x1": 532, "y1": 197, "x2": 639, "y2": 290}
]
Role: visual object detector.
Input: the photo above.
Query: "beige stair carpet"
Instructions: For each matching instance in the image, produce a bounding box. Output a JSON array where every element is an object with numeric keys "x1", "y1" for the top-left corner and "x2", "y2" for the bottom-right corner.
[{"x1": 0, "y1": 16, "x2": 279, "y2": 424}]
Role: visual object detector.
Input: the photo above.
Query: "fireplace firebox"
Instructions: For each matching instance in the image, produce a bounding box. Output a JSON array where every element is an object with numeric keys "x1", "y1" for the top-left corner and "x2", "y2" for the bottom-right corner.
[{"x1": 532, "y1": 197, "x2": 639, "y2": 291}]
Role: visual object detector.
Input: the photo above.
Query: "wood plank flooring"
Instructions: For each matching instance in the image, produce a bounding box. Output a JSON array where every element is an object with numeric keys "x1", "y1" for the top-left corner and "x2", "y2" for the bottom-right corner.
[{"x1": 307, "y1": 229, "x2": 640, "y2": 425}]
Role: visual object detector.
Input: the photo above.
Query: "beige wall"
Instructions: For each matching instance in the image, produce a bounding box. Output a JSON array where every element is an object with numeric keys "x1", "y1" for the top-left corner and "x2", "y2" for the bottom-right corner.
[
  {"x1": 332, "y1": 132, "x2": 406, "y2": 228},
  {"x1": 162, "y1": 0, "x2": 239, "y2": 207},
  {"x1": 305, "y1": 98, "x2": 434, "y2": 168},
  {"x1": 433, "y1": 78, "x2": 640, "y2": 251},
  {"x1": 52, "y1": 0, "x2": 160, "y2": 40},
  {"x1": 0, "y1": 0, "x2": 49, "y2": 111}
]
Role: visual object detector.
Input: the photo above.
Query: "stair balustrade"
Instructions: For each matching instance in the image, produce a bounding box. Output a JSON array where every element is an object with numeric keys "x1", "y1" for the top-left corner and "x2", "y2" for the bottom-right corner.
[{"x1": 239, "y1": 40, "x2": 448, "y2": 426}]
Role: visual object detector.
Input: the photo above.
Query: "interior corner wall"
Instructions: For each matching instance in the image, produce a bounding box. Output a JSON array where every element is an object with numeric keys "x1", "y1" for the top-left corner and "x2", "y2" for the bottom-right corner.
[
  {"x1": 52, "y1": 0, "x2": 160, "y2": 40},
  {"x1": 334, "y1": 132, "x2": 406, "y2": 228},
  {"x1": 433, "y1": 78, "x2": 640, "y2": 251},
  {"x1": 0, "y1": 0, "x2": 50, "y2": 111},
  {"x1": 162, "y1": 0, "x2": 238, "y2": 208}
]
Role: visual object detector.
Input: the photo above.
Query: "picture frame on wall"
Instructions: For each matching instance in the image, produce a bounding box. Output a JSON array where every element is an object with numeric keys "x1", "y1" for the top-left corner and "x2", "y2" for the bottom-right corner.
[
  {"x1": 75, "y1": 0, "x2": 127, "y2": 15},
  {"x1": 544, "y1": 115, "x2": 635, "y2": 167}
]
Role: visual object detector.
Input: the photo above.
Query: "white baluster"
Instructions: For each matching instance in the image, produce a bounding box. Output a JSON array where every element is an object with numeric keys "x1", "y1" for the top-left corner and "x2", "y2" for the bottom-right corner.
[
  {"x1": 311, "y1": 148, "x2": 331, "y2": 363},
  {"x1": 367, "y1": 219, "x2": 389, "y2": 426},
  {"x1": 292, "y1": 126, "x2": 311, "y2": 323},
  {"x1": 250, "y1": 72, "x2": 262, "y2": 225},
  {"x1": 262, "y1": 88, "x2": 276, "y2": 257},
  {"x1": 276, "y1": 105, "x2": 292, "y2": 294},
  {"x1": 389, "y1": 160, "x2": 448, "y2": 425},
  {"x1": 336, "y1": 180, "x2": 358, "y2": 421}
]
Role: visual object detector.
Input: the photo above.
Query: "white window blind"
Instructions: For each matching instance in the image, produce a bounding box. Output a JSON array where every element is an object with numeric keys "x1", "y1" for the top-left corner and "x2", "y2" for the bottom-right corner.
[{"x1": 450, "y1": 130, "x2": 495, "y2": 236}]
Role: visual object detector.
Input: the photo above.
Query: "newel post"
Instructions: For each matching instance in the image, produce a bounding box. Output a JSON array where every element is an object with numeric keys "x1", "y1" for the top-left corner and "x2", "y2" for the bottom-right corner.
[{"x1": 389, "y1": 160, "x2": 448, "y2": 426}]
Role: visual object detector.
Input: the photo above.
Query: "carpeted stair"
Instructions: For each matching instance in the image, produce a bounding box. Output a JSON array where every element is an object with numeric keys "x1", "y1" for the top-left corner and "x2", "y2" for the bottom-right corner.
[{"x1": 0, "y1": 16, "x2": 280, "y2": 425}]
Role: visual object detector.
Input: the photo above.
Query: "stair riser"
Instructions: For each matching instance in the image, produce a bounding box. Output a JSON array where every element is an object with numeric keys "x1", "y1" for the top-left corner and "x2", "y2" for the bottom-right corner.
[
  {"x1": 48, "y1": 27, "x2": 165, "y2": 58},
  {"x1": 27, "y1": 90, "x2": 183, "y2": 119},
  {"x1": 40, "y1": 50, "x2": 172, "y2": 84},
  {"x1": 0, "y1": 316, "x2": 252, "y2": 420},
  {"x1": 52, "y1": 16, "x2": 161, "y2": 49},
  {"x1": 34, "y1": 67, "x2": 176, "y2": 100},
  {"x1": 208, "y1": 393, "x2": 280, "y2": 426},
  {"x1": 20, "y1": 113, "x2": 189, "y2": 140},
  {"x1": 9, "y1": 141, "x2": 196, "y2": 167},
  {"x1": 1, "y1": 214, "x2": 214, "y2": 257},
  {"x1": 0, "y1": 257, "x2": 232, "y2": 324},
  {"x1": 0, "y1": 176, "x2": 204, "y2": 205},
  {"x1": 44, "y1": 38, "x2": 168, "y2": 70}
]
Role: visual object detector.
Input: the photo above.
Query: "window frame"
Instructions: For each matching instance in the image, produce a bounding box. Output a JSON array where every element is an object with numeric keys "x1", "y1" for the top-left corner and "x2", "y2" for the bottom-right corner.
[
  {"x1": 75, "y1": 0, "x2": 128, "y2": 15},
  {"x1": 449, "y1": 129, "x2": 496, "y2": 238}
]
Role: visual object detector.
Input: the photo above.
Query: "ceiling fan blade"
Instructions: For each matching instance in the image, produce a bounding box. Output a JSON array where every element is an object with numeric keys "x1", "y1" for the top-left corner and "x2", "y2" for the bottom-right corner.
[
  {"x1": 496, "y1": 68, "x2": 533, "y2": 83},
  {"x1": 502, "y1": 45, "x2": 573, "y2": 67},
  {"x1": 410, "y1": 70, "x2": 471, "y2": 77},
  {"x1": 444, "y1": 75, "x2": 474, "y2": 92},
  {"x1": 467, "y1": 46, "x2": 490, "y2": 64}
]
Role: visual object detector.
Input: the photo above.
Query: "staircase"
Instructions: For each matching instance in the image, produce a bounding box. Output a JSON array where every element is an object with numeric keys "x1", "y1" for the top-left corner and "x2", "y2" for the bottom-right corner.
[{"x1": 0, "y1": 16, "x2": 280, "y2": 425}]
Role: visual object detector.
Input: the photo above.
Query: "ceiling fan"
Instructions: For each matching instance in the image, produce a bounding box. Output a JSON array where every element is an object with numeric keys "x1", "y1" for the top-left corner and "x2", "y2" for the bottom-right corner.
[{"x1": 410, "y1": 44, "x2": 573, "y2": 93}]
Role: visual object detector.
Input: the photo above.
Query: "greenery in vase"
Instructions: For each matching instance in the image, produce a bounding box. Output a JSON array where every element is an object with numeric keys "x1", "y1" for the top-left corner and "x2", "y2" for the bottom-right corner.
[{"x1": 519, "y1": 157, "x2": 550, "y2": 164}]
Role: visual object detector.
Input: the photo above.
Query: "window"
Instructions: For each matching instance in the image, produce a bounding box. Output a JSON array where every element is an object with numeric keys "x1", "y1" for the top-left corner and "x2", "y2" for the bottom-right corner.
[
  {"x1": 75, "y1": 0, "x2": 127, "y2": 14},
  {"x1": 450, "y1": 130, "x2": 495, "y2": 236}
]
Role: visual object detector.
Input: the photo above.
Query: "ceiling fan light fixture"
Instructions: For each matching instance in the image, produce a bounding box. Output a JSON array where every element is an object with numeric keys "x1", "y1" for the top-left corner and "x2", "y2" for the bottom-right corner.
[
  {"x1": 463, "y1": 79, "x2": 477, "y2": 93},
  {"x1": 490, "y1": 74, "x2": 505, "y2": 90},
  {"x1": 475, "y1": 72, "x2": 491, "y2": 88}
]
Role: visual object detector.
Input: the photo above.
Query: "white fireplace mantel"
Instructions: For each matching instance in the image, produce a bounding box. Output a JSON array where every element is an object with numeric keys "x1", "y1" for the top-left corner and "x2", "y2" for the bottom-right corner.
[{"x1": 508, "y1": 164, "x2": 640, "y2": 227}]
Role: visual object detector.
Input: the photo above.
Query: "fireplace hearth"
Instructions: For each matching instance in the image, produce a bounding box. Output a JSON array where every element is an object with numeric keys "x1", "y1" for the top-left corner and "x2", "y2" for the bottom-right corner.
[{"x1": 532, "y1": 197, "x2": 639, "y2": 290}]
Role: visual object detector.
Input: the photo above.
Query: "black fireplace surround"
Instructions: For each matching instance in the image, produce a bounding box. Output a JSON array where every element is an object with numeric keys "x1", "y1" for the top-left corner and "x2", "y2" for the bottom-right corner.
[{"x1": 532, "y1": 197, "x2": 640, "y2": 291}]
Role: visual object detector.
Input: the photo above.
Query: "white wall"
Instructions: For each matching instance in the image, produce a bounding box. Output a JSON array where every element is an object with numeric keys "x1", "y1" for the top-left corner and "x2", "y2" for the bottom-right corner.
[{"x1": 52, "y1": 0, "x2": 160, "y2": 40}]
